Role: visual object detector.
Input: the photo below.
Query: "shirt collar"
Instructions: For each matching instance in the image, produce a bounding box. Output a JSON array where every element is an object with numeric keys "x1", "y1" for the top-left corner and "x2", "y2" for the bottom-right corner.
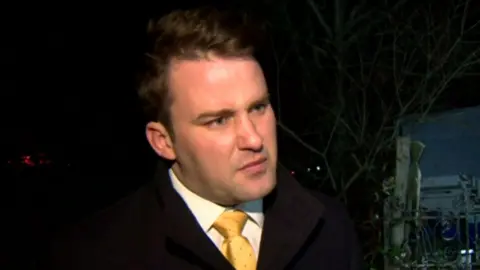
[{"x1": 169, "y1": 169, "x2": 264, "y2": 232}]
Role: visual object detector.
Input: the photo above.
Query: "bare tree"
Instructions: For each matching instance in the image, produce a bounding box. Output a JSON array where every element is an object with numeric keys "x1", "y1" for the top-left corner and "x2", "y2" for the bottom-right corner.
[{"x1": 267, "y1": 0, "x2": 480, "y2": 267}]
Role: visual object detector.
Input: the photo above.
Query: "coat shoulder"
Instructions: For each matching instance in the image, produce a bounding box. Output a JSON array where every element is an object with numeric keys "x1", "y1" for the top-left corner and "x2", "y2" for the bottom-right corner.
[
  {"x1": 307, "y1": 190, "x2": 364, "y2": 269},
  {"x1": 35, "y1": 182, "x2": 162, "y2": 269},
  {"x1": 309, "y1": 191, "x2": 352, "y2": 222}
]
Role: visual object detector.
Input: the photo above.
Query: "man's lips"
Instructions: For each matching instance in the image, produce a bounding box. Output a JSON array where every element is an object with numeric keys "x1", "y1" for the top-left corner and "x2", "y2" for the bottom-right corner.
[{"x1": 239, "y1": 157, "x2": 267, "y2": 171}]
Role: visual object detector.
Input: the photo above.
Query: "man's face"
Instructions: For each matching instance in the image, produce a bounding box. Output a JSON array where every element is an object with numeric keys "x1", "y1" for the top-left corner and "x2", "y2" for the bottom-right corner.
[{"x1": 149, "y1": 55, "x2": 277, "y2": 205}]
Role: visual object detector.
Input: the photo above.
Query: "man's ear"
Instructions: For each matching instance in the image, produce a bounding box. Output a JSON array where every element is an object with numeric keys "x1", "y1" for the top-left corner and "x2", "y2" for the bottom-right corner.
[{"x1": 146, "y1": 122, "x2": 176, "y2": 160}]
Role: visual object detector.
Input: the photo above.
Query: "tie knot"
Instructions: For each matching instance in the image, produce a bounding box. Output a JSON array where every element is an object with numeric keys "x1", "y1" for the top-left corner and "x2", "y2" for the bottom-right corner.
[{"x1": 213, "y1": 210, "x2": 249, "y2": 239}]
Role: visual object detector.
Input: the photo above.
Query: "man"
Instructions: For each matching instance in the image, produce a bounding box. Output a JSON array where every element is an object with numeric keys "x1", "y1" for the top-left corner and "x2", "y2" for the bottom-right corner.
[{"x1": 37, "y1": 7, "x2": 362, "y2": 270}]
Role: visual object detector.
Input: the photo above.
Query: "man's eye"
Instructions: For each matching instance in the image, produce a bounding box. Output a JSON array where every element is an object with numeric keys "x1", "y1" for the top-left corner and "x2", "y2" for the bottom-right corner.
[
  {"x1": 252, "y1": 103, "x2": 267, "y2": 113},
  {"x1": 207, "y1": 117, "x2": 229, "y2": 127}
]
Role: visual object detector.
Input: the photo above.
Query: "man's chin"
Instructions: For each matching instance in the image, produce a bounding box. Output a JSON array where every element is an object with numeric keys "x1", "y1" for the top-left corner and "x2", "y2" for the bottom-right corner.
[{"x1": 242, "y1": 178, "x2": 276, "y2": 201}]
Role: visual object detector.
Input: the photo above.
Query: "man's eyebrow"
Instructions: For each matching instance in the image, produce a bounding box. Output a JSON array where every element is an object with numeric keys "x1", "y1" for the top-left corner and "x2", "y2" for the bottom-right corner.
[
  {"x1": 192, "y1": 93, "x2": 271, "y2": 123},
  {"x1": 250, "y1": 94, "x2": 270, "y2": 107},
  {"x1": 193, "y1": 109, "x2": 235, "y2": 123}
]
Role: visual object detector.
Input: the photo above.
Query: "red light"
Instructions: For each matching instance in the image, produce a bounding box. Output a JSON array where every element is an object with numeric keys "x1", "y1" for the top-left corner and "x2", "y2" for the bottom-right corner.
[{"x1": 21, "y1": 155, "x2": 35, "y2": 166}]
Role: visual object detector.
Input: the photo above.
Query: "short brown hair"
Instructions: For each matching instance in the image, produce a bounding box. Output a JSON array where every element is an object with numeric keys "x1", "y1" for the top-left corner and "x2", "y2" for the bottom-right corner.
[{"x1": 137, "y1": 7, "x2": 265, "y2": 133}]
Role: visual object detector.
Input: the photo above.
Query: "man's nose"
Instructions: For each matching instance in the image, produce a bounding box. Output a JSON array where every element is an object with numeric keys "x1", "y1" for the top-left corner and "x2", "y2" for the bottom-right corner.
[{"x1": 235, "y1": 117, "x2": 263, "y2": 151}]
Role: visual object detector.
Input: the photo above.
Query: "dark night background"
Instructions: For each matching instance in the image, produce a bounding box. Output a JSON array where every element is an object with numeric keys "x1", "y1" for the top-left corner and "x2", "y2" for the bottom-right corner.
[
  {"x1": 2, "y1": 3, "x2": 171, "y2": 267},
  {"x1": 2, "y1": 1, "x2": 480, "y2": 269}
]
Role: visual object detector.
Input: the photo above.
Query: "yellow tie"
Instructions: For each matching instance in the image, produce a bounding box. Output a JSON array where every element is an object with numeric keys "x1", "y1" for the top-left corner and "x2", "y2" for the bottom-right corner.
[{"x1": 213, "y1": 210, "x2": 257, "y2": 270}]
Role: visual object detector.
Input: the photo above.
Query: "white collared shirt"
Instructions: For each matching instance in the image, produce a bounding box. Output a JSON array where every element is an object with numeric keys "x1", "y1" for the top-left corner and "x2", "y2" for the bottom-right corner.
[{"x1": 169, "y1": 169, "x2": 264, "y2": 258}]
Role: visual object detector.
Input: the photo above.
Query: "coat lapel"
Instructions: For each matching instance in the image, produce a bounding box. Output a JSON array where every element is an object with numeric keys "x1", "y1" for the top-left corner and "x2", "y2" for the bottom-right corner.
[
  {"x1": 153, "y1": 162, "x2": 234, "y2": 270},
  {"x1": 257, "y1": 166, "x2": 325, "y2": 270},
  {"x1": 153, "y1": 161, "x2": 325, "y2": 270}
]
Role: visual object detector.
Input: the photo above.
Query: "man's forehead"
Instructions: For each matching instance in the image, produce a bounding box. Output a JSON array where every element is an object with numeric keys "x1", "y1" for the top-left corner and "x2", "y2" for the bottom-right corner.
[
  {"x1": 169, "y1": 57, "x2": 263, "y2": 93},
  {"x1": 169, "y1": 56, "x2": 257, "y2": 77},
  {"x1": 167, "y1": 56, "x2": 266, "y2": 115}
]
